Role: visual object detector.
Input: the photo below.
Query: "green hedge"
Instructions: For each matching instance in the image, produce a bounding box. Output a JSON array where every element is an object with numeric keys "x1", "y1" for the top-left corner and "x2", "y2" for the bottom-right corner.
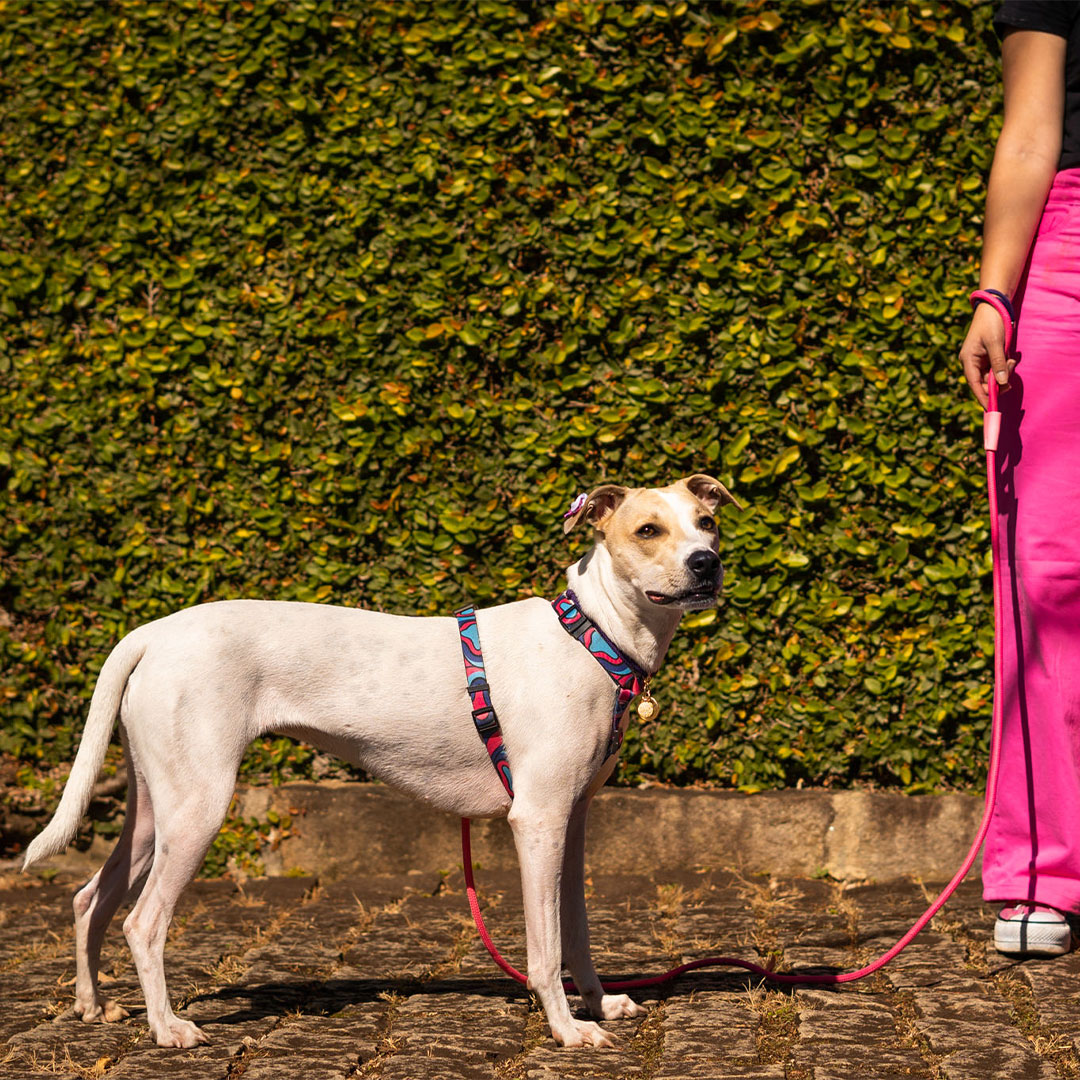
[{"x1": 1, "y1": 0, "x2": 1002, "y2": 796}]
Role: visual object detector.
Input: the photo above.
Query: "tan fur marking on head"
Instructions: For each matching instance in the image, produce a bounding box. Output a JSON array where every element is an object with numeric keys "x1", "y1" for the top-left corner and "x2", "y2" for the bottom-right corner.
[{"x1": 598, "y1": 488, "x2": 713, "y2": 587}]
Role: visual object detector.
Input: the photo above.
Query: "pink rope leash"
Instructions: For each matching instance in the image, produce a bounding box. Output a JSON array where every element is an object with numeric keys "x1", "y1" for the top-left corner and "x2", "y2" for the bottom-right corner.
[{"x1": 464, "y1": 296, "x2": 1008, "y2": 990}]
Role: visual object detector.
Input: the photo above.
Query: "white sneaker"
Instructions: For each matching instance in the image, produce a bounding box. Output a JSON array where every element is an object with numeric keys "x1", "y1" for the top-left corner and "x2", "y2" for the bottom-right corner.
[{"x1": 994, "y1": 904, "x2": 1074, "y2": 957}]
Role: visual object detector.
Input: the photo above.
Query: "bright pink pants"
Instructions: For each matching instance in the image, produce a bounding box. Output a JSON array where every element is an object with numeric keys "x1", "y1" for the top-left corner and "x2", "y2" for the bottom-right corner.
[{"x1": 982, "y1": 168, "x2": 1080, "y2": 912}]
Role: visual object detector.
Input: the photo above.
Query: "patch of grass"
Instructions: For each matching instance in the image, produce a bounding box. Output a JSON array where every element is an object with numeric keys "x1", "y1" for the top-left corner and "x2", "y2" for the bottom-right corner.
[
  {"x1": 493, "y1": 998, "x2": 548, "y2": 1080},
  {"x1": 356, "y1": 991, "x2": 407, "y2": 1075},
  {"x1": 746, "y1": 984, "x2": 802, "y2": 1072},
  {"x1": 628, "y1": 1000, "x2": 667, "y2": 1079},
  {"x1": 889, "y1": 985, "x2": 948, "y2": 1080},
  {"x1": 994, "y1": 971, "x2": 1080, "y2": 1079}
]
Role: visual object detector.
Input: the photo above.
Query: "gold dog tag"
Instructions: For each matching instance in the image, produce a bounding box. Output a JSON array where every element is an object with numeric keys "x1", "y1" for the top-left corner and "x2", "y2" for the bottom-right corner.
[{"x1": 637, "y1": 679, "x2": 660, "y2": 722}]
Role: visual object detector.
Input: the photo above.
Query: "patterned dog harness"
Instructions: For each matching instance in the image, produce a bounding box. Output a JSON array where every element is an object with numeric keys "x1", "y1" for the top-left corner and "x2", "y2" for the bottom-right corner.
[
  {"x1": 453, "y1": 605, "x2": 515, "y2": 797},
  {"x1": 454, "y1": 590, "x2": 647, "y2": 800}
]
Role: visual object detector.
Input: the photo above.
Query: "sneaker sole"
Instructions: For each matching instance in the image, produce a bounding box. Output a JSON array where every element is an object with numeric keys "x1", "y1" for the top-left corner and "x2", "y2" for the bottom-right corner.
[{"x1": 994, "y1": 917, "x2": 1073, "y2": 956}]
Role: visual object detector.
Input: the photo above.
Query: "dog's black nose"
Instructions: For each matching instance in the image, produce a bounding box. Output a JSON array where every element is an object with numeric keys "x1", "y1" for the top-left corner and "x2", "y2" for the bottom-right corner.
[{"x1": 687, "y1": 549, "x2": 720, "y2": 580}]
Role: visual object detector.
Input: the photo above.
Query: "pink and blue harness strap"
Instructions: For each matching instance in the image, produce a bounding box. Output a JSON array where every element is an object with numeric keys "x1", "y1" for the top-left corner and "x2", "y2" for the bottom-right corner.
[
  {"x1": 551, "y1": 590, "x2": 646, "y2": 759},
  {"x1": 453, "y1": 605, "x2": 514, "y2": 798},
  {"x1": 454, "y1": 592, "x2": 648, "y2": 801}
]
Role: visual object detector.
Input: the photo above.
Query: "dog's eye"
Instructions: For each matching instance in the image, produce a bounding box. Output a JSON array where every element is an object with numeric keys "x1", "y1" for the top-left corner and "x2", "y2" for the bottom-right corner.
[
  {"x1": 636, "y1": 523, "x2": 659, "y2": 539},
  {"x1": 698, "y1": 517, "x2": 716, "y2": 531}
]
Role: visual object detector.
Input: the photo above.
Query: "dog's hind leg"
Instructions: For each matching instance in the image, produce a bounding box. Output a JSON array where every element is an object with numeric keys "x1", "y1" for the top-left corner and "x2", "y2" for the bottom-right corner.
[
  {"x1": 559, "y1": 798, "x2": 647, "y2": 1023},
  {"x1": 121, "y1": 767, "x2": 235, "y2": 1048},
  {"x1": 72, "y1": 741, "x2": 155, "y2": 1024},
  {"x1": 509, "y1": 797, "x2": 615, "y2": 1048}
]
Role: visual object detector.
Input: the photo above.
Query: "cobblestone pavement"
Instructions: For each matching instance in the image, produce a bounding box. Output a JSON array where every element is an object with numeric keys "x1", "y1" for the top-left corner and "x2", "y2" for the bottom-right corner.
[{"x1": 3, "y1": 862, "x2": 1079, "y2": 1079}]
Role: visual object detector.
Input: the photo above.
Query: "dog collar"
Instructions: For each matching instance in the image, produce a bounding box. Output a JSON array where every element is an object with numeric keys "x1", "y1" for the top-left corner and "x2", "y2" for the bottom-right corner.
[{"x1": 551, "y1": 590, "x2": 649, "y2": 759}]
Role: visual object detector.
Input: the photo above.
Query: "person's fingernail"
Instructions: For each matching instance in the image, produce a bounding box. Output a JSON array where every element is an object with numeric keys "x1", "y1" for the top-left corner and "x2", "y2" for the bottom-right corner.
[{"x1": 996, "y1": 371, "x2": 1008, "y2": 384}]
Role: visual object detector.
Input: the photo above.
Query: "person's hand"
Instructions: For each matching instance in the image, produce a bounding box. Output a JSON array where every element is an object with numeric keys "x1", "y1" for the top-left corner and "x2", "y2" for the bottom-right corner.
[{"x1": 959, "y1": 301, "x2": 1016, "y2": 409}]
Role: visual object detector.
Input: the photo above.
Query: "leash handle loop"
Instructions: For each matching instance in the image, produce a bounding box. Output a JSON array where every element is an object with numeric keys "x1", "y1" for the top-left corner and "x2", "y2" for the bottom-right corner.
[{"x1": 969, "y1": 288, "x2": 1013, "y2": 434}]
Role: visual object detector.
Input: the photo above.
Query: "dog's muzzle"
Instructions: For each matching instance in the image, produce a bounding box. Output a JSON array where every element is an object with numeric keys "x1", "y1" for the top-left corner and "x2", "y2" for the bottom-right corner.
[{"x1": 646, "y1": 550, "x2": 723, "y2": 608}]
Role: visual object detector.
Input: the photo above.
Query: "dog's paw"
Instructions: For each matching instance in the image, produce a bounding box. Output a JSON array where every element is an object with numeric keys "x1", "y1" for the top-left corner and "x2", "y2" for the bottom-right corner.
[
  {"x1": 102, "y1": 998, "x2": 130, "y2": 1023},
  {"x1": 154, "y1": 1018, "x2": 211, "y2": 1048},
  {"x1": 553, "y1": 1018, "x2": 615, "y2": 1048},
  {"x1": 596, "y1": 993, "x2": 647, "y2": 1020},
  {"x1": 74, "y1": 997, "x2": 129, "y2": 1024}
]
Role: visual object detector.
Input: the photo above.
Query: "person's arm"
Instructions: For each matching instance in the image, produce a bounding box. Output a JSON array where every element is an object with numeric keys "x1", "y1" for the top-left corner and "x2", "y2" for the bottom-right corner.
[{"x1": 959, "y1": 29, "x2": 1065, "y2": 407}]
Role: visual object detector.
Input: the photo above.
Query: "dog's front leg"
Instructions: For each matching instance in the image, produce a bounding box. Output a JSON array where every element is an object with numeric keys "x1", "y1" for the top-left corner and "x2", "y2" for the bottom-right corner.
[
  {"x1": 560, "y1": 799, "x2": 647, "y2": 1022},
  {"x1": 509, "y1": 800, "x2": 614, "y2": 1048}
]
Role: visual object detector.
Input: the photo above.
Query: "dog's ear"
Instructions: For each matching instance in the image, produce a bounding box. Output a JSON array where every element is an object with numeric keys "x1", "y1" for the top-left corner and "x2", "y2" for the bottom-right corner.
[
  {"x1": 562, "y1": 484, "x2": 629, "y2": 534},
  {"x1": 681, "y1": 474, "x2": 743, "y2": 513}
]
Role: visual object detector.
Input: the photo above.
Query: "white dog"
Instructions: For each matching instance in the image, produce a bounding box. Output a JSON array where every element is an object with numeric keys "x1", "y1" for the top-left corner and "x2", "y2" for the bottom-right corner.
[{"x1": 24, "y1": 474, "x2": 739, "y2": 1049}]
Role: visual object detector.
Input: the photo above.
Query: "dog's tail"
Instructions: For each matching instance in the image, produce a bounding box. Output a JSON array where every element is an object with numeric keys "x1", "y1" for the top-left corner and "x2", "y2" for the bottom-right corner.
[{"x1": 22, "y1": 632, "x2": 148, "y2": 871}]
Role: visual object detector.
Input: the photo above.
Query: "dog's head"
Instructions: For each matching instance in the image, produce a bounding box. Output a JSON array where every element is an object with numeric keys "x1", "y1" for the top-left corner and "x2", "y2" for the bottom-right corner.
[{"x1": 563, "y1": 474, "x2": 742, "y2": 611}]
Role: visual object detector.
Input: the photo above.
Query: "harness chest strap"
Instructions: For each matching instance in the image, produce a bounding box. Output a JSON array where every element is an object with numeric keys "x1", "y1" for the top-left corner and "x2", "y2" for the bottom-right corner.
[
  {"x1": 453, "y1": 606, "x2": 514, "y2": 797},
  {"x1": 454, "y1": 593, "x2": 646, "y2": 800}
]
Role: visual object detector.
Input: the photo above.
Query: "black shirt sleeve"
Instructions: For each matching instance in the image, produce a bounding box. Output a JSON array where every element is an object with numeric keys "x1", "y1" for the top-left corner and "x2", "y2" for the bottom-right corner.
[{"x1": 995, "y1": 1, "x2": 1080, "y2": 40}]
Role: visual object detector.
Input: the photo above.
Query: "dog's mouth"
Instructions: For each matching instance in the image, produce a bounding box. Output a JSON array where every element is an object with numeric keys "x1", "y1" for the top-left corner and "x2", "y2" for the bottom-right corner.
[{"x1": 645, "y1": 586, "x2": 719, "y2": 609}]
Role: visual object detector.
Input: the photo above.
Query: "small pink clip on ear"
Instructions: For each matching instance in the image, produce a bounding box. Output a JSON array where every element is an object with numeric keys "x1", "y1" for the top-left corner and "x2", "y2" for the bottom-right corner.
[{"x1": 563, "y1": 492, "x2": 587, "y2": 519}]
